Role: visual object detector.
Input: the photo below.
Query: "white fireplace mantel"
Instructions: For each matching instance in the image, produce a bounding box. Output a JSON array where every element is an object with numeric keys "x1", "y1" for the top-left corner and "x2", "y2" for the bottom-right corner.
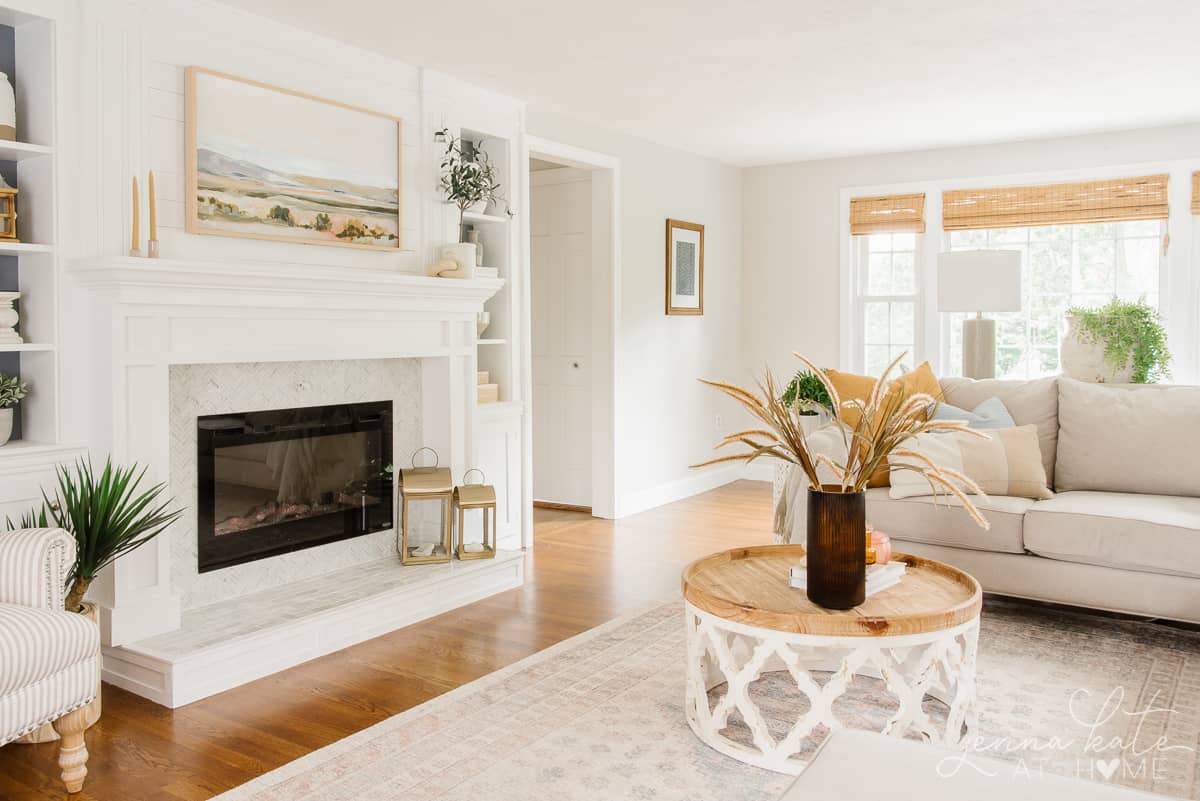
[{"x1": 72, "y1": 256, "x2": 505, "y2": 647}]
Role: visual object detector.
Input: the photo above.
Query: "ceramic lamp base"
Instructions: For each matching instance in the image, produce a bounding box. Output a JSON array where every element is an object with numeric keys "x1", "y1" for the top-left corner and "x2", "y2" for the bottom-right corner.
[{"x1": 961, "y1": 316, "x2": 996, "y2": 380}]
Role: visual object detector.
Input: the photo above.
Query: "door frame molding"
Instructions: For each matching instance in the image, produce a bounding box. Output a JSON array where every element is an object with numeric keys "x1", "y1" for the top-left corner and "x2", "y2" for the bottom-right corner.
[{"x1": 522, "y1": 134, "x2": 620, "y2": 521}]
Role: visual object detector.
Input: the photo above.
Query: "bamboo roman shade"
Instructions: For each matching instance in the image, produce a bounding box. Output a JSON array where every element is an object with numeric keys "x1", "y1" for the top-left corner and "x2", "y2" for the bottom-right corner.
[
  {"x1": 943, "y1": 174, "x2": 1169, "y2": 231},
  {"x1": 849, "y1": 193, "x2": 926, "y2": 235},
  {"x1": 1192, "y1": 171, "x2": 1199, "y2": 215}
]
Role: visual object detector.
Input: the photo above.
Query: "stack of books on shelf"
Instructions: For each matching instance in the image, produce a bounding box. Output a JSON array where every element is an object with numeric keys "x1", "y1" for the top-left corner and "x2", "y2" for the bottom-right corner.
[
  {"x1": 789, "y1": 560, "x2": 906, "y2": 598},
  {"x1": 475, "y1": 266, "x2": 499, "y2": 279},
  {"x1": 477, "y1": 370, "x2": 499, "y2": 404}
]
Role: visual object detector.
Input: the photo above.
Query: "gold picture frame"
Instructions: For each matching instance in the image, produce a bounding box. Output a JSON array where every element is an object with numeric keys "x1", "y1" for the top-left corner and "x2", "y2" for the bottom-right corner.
[
  {"x1": 665, "y1": 218, "x2": 704, "y2": 315},
  {"x1": 185, "y1": 67, "x2": 403, "y2": 251}
]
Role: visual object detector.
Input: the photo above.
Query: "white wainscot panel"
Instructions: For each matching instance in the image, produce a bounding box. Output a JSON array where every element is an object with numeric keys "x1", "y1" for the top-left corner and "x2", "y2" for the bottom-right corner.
[{"x1": 477, "y1": 404, "x2": 523, "y2": 548}]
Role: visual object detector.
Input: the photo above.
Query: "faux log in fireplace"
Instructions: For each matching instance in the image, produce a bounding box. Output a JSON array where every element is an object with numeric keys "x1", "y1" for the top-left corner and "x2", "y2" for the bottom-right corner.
[{"x1": 197, "y1": 400, "x2": 393, "y2": 573}]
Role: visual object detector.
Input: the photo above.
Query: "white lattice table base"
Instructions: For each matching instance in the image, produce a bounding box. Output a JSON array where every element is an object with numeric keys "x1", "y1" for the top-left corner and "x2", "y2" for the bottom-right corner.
[{"x1": 684, "y1": 601, "x2": 979, "y2": 774}]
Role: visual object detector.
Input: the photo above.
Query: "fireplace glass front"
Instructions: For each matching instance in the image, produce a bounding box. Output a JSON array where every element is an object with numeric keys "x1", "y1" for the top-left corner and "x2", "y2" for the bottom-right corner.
[{"x1": 197, "y1": 400, "x2": 392, "y2": 573}]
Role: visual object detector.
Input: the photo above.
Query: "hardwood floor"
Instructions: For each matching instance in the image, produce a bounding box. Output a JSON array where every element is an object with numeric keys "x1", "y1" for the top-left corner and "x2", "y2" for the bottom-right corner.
[{"x1": 0, "y1": 480, "x2": 776, "y2": 801}]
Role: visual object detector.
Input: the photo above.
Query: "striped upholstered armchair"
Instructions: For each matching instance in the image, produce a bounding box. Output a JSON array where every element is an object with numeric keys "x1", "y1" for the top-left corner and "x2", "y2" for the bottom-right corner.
[{"x1": 0, "y1": 528, "x2": 99, "y2": 793}]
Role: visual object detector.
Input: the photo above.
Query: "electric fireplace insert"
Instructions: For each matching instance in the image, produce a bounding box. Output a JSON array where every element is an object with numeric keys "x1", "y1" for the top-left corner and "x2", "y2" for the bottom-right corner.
[{"x1": 197, "y1": 400, "x2": 392, "y2": 573}]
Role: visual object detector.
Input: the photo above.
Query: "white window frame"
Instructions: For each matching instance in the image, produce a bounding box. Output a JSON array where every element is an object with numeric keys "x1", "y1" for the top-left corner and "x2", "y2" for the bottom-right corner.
[
  {"x1": 841, "y1": 162, "x2": 1199, "y2": 384},
  {"x1": 847, "y1": 233, "x2": 926, "y2": 375}
]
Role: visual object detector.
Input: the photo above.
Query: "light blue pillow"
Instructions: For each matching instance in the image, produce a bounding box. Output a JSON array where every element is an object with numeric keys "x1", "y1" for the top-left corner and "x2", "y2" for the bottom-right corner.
[{"x1": 930, "y1": 396, "x2": 1015, "y2": 430}]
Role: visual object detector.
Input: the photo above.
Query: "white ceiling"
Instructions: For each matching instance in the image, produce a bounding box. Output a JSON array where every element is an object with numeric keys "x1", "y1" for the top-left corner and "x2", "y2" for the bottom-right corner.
[{"x1": 217, "y1": 0, "x2": 1200, "y2": 167}]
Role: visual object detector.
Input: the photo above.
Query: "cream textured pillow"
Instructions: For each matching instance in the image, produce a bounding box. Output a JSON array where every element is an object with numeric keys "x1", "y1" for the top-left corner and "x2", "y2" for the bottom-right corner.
[{"x1": 888, "y1": 425, "x2": 1052, "y2": 501}]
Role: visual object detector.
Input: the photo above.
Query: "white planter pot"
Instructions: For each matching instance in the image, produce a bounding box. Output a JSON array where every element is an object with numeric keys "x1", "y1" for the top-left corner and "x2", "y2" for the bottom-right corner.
[
  {"x1": 798, "y1": 413, "x2": 823, "y2": 437},
  {"x1": 0, "y1": 407, "x2": 12, "y2": 446},
  {"x1": 0, "y1": 72, "x2": 15, "y2": 141},
  {"x1": 1060, "y1": 313, "x2": 1133, "y2": 383},
  {"x1": 467, "y1": 199, "x2": 489, "y2": 214},
  {"x1": 440, "y1": 243, "x2": 476, "y2": 278}
]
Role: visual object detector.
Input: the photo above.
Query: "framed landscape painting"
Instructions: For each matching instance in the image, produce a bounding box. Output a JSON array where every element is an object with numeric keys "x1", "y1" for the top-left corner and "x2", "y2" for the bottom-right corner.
[
  {"x1": 185, "y1": 67, "x2": 402, "y2": 250},
  {"x1": 665, "y1": 218, "x2": 704, "y2": 315}
]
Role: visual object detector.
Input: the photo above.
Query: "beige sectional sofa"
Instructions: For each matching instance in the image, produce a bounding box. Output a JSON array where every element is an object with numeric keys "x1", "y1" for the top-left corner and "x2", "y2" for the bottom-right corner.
[{"x1": 774, "y1": 376, "x2": 1200, "y2": 623}]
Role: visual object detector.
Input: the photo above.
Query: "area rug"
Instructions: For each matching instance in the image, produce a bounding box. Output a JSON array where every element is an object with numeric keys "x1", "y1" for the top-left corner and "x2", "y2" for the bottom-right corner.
[{"x1": 213, "y1": 599, "x2": 1200, "y2": 801}]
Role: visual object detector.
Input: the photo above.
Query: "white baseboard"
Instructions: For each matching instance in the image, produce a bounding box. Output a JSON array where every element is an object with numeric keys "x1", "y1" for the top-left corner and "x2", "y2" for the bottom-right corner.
[
  {"x1": 102, "y1": 551, "x2": 525, "y2": 708},
  {"x1": 616, "y1": 461, "x2": 770, "y2": 518}
]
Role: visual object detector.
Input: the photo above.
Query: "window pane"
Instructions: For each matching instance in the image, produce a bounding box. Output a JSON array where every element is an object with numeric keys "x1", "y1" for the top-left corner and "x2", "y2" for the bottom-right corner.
[
  {"x1": 1116, "y1": 237, "x2": 1159, "y2": 298},
  {"x1": 891, "y1": 252, "x2": 916, "y2": 294},
  {"x1": 1029, "y1": 241, "x2": 1070, "y2": 295},
  {"x1": 865, "y1": 345, "x2": 891, "y2": 377},
  {"x1": 868, "y1": 233, "x2": 893, "y2": 252},
  {"x1": 1077, "y1": 239, "x2": 1115, "y2": 293},
  {"x1": 891, "y1": 233, "x2": 916, "y2": 250},
  {"x1": 865, "y1": 302, "x2": 889, "y2": 344},
  {"x1": 890, "y1": 301, "x2": 914, "y2": 345},
  {"x1": 867, "y1": 253, "x2": 893, "y2": 294},
  {"x1": 950, "y1": 229, "x2": 988, "y2": 249}
]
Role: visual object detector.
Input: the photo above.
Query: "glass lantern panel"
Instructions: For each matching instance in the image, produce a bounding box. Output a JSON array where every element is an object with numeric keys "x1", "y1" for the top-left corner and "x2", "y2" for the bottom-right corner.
[
  {"x1": 459, "y1": 507, "x2": 492, "y2": 553},
  {"x1": 405, "y1": 496, "x2": 448, "y2": 558}
]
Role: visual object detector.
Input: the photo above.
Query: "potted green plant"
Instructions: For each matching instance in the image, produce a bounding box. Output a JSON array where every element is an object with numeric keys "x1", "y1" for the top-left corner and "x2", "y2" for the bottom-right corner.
[
  {"x1": 437, "y1": 128, "x2": 504, "y2": 272},
  {"x1": 780, "y1": 369, "x2": 832, "y2": 434},
  {"x1": 1061, "y1": 298, "x2": 1170, "y2": 384},
  {"x1": 0, "y1": 371, "x2": 28, "y2": 446},
  {"x1": 7, "y1": 457, "x2": 182, "y2": 734}
]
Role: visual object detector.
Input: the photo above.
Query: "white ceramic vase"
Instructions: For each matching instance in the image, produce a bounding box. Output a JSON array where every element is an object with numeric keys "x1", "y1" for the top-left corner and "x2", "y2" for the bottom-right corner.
[
  {"x1": 1060, "y1": 312, "x2": 1133, "y2": 383},
  {"x1": 0, "y1": 407, "x2": 12, "y2": 446},
  {"x1": 0, "y1": 73, "x2": 15, "y2": 141}
]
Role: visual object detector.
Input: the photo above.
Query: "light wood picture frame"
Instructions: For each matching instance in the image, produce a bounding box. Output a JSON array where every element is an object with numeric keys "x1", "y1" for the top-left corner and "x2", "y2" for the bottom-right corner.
[
  {"x1": 185, "y1": 67, "x2": 403, "y2": 251},
  {"x1": 666, "y1": 218, "x2": 704, "y2": 315}
]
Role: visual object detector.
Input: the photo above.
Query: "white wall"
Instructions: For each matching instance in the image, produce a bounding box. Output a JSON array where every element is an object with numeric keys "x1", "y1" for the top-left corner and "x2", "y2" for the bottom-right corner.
[
  {"x1": 525, "y1": 108, "x2": 746, "y2": 516},
  {"x1": 743, "y1": 123, "x2": 1200, "y2": 383}
]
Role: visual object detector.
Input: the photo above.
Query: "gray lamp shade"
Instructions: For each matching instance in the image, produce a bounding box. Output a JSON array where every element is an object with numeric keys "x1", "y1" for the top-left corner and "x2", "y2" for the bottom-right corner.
[{"x1": 937, "y1": 250, "x2": 1022, "y2": 313}]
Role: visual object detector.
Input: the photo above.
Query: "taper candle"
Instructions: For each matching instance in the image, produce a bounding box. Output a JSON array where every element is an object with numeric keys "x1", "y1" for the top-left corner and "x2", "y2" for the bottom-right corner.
[
  {"x1": 131, "y1": 175, "x2": 140, "y2": 253},
  {"x1": 148, "y1": 170, "x2": 157, "y2": 242}
]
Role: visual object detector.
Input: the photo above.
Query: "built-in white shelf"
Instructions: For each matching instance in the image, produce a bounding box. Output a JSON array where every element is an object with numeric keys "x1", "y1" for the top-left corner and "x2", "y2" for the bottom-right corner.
[
  {"x1": 462, "y1": 210, "x2": 510, "y2": 225},
  {"x1": 477, "y1": 338, "x2": 507, "y2": 346},
  {"x1": 0, "y1": 439, "x2": 81, "y2": 458},
  {"x1": 0, "y1": 242, "x2": 53, "y2": 255},
  {"x1": 0, "y1": 343, "x2": 54, "y2": 352},
  {"x1": 0, "y1": 140, "x2": 53, "y2": 162}
]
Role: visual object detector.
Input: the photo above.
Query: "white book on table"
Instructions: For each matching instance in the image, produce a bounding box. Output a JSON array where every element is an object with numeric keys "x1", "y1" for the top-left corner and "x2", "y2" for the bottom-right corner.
[{"x1": 788, "y1": 561, "x2": 905, "y2": 596}]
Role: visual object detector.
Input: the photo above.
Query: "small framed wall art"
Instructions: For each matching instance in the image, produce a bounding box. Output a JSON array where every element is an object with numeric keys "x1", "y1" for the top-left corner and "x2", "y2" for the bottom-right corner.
[
  {"x1": 665, "y1": 218, "x2": 704, "y2": 315},
  {"x1": 185, "y1": 67, "x2": 402, "y2": 250}
]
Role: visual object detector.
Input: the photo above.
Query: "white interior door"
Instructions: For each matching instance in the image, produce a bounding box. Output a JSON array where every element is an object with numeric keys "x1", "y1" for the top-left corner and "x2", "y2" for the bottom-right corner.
[{"x1": 531, "y1": 167, "x2": 592, "y2": 507}]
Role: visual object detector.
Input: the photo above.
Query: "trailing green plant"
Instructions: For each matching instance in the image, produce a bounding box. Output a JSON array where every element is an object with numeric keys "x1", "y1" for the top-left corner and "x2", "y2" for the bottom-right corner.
[
  {"x1": 0, "y1": 372, "x2": 29, "y2": 409},
  {"x1": 6, "y1": 457, "x2": 183, "y2": 612},
  {"x1": 436, "y1": 128, "x2": 506, "y2": 241},
  {"x1": 1067, "y1": 298, "x2": 1171, "y2": 383},
  {"x1": 780, "y1": 369, "x2": 832, "y2": 415}
]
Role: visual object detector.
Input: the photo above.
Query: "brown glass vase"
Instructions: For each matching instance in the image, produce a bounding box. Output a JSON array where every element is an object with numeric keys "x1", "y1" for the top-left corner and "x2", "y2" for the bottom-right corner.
[{"x1": 806, "y1": 486, "x2": 866, "y2": 609}]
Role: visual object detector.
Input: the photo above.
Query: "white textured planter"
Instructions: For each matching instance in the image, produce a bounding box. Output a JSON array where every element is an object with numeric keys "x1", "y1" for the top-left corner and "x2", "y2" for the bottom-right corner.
[
  {"x1": 0, "y1": 72, "x2": 15, "y2": 141},
  {"x1": 0, "y1": 407, "x2": 12, "y2": 446},
  {"x1": 1060, "y1": 313, "x2": 1133, "y2": 383},
  {"x1": 440, "y1": 243, "x2": 477, "y2": 278},
  {"x1": 467, "y1": 199, "x2": 488, "y2": 214}
]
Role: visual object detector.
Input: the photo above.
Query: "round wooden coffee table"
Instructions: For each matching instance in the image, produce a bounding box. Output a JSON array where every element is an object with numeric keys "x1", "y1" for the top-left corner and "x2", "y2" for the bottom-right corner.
[{"x1": 682, "y1": 544, "x2": 982, "y2": 775}]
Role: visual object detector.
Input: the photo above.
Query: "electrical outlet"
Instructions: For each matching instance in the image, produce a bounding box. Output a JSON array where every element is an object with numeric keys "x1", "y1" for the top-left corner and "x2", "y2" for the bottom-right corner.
[{"x1": 714, "y1": 414, "x2": 723, "y2": 430}]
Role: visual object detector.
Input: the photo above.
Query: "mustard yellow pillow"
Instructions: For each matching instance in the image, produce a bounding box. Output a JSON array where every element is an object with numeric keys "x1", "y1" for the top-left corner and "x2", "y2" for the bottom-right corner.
[{"x1": 824, "y1": 362, "x2": 944, "y2": 487}]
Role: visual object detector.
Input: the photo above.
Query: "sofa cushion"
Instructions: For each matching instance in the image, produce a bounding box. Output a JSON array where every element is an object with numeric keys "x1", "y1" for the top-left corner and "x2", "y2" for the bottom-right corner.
[
  {"x1": 0, "y1": 604, "x2": 99, "y2": 696},
  {"x1": 866, "y1": 487, "x2": 1030, "y2": 554},
  {"x1": 1055, "y1": 378, "x2": 1200, "y2": 498},
  {"x1": 940, "y1": 376, "x2": 1058, "y2": 487},
  {"x1": 1024, "y1": 491, "x2": 1200, "y2": 579},
  {"x1": 888, "y1": 425, "x2": 1052, "y2": 501}
]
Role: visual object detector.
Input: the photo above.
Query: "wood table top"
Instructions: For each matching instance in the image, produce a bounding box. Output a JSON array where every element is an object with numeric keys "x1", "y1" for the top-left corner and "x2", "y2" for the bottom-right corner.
[{"x1": 682, "y1": 544, "x2": 981, "y2": 637}]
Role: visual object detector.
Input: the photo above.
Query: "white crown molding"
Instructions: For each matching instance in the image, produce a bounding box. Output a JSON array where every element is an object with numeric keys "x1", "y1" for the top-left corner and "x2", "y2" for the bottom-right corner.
[{"x1": 71, "y1": 256, "x2": 504, "y2": 312}]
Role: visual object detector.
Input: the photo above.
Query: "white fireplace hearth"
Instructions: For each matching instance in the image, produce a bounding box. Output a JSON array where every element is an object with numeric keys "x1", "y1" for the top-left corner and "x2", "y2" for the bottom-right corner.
[{"x1": 73, "y1": 255, "x2": 523, "y2": 706}]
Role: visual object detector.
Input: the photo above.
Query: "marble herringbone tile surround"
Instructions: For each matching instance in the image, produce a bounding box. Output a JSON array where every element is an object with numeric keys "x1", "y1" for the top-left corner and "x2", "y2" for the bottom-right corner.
[{"x1": 168, "y1": 359, "x2": 421, "y2": 610}]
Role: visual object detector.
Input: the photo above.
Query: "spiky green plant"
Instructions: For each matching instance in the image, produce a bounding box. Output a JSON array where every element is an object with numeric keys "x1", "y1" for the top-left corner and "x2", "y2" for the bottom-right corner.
[
  {"x1": 6, "y1": 458, "x2": 183, "y2": 612},
  {"x1": 780, "y1": 369, "x2": 832, "y2": 415}
]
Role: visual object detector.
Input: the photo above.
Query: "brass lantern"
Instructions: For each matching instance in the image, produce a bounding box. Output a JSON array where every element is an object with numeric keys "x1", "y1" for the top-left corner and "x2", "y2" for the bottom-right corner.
[
  {"x1": 454, "y1": 469, "x2": 496, "y2": 560},
  {"x1": 397, "y1": 448, "x2": 453, "y2": 565},
  {"x1": 0, "y1": 175, "x2": 17, "y2": 241}
]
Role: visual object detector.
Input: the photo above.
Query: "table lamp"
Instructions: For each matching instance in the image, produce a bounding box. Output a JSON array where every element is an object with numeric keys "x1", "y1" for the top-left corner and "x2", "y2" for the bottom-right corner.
[{"x1": 937, "y1": 250, "x2": 1022, "y2": 379}]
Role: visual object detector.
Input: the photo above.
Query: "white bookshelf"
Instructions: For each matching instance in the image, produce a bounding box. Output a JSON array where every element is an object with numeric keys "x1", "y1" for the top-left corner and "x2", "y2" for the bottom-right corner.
[
  {"x1": 0, "y1": 5, "x2": 63, "y2": 454},
  {"x1": 461, "y1": 127, "x2": 517, "y2": 407}
]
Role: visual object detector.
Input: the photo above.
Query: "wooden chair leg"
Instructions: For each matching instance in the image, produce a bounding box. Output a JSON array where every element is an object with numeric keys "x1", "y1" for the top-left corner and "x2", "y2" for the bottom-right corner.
[{"x1": 51, "y1": 707, "x2": 89, "y2": 794}]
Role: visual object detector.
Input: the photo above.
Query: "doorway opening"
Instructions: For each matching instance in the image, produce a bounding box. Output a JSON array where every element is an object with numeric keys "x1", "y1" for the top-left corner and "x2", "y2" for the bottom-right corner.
[{"x1": 523, "y1": 138, "x2": 618, "y2": 520}]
